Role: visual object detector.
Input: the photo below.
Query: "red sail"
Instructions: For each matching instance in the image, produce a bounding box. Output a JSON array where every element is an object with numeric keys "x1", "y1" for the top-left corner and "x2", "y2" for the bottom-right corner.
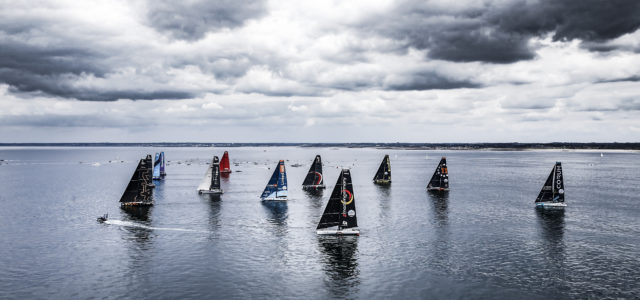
[{"x1": 220, "y1": 151, "x2": 231, "y2": 173}]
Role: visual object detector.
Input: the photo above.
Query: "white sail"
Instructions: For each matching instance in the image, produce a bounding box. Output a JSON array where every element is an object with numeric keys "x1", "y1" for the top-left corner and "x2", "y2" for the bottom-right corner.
[{"x1": 197, "y1": 164, "x2": 213, "y2": 192}]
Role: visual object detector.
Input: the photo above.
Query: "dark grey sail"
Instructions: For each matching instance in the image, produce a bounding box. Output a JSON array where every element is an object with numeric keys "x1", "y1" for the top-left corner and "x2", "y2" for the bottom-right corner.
[
  {"x1": 317, "y1": 169, "x2": 357, "y2": 230},
  {"x1": 302, "y1": 155, "x2": 325, "y2": 189},
  {"x1": 120, "y1": 154, "x2": 154, "y2": 206},
  {"x1": 373, "y1": 154, "x2": 391, "y2": 184},
  {"x1": 536, "y1": 162, "x2": 564, "y2": 203},
  {"x1": 427, "y1": 157, "x2": 449, "y2": 191},
  {"x1": 210, "y1": 156, "x2": 221, "y2": 190}
]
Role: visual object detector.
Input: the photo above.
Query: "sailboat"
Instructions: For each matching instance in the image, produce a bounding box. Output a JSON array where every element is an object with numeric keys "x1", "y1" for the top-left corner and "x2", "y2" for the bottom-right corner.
[
  {"x1": 535, "y1": 162, "x2": 567, "y2": 208},
  {"x1": 220, "y1": 151, "x2": 231, "y2": 173},
  {"x1": 159, "y1": 151, "x2": 166, "y2": 177},
  {"x1": 260, "y1": 160, "x2": 288, "y2": 201},
  {"x1": 120, "y1": 154, "x2": 154, "y2": 207},
  {"x1": 152, "y1": 152, "x2": 162, "y2": 180},
  {"x1": 198, "y1": 156, "x2": 223, "y2": 194},
  {"x1": 316, "y1": 168, "x2": 359, "y2": 236},
  {"x1": 302, "y1": 155, "x2": 325, "y2": 190},
  {"x1": 373, "y1": 154, "x2": 391, "y2": 184},
  {"x1": 427, "y1": 157, "x2": 449, "y2": 191}
]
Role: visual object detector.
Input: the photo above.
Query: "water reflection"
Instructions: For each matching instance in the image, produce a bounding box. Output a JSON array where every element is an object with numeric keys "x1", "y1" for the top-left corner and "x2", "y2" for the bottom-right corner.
[
  {"x1": 202, "y1": 194, "x2": 222, "y2": 230},
  {"x1": 119, "y1": 206, "x2": 154, "y2": 290},
  {"x1": 375, "y1": 185, "x2": 391, "y2": 220},
  {"x1": 318, "y1": 236, "x2": 360, "y2": 299},
  {"x1": 535, "y1": 208, "x2": 567, "y2": 284},
  {"x1": 262, "y1": 201, "x2": 288, "y2": 236},
  {"x1": 303, "y1": 188, "x2": 324, "y2": 210},
  {"x1": 121, "y1": 206, "x2": 152, "y2": 223},
  {"x1": 427, "y1": 191, "x2": 449, "y2": 226}
]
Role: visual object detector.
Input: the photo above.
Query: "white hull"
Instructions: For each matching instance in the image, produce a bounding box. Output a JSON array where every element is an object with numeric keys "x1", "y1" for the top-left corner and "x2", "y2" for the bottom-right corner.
[
  {"x1": 302, "y1": 184, "x2": 325, "y2": 189},
  {"x1": 261, "y1": 196, "x2": 287, "y2": 201},
  {"x1": 536, "y1": 202, "x2": 567, "y2": 208},
  {"x1": 427, "y1": 187, "x2": 449, "y2": 191},
  {"x1": 199, "y1": 189, "x2": 223, "y2": 195},
  {"x1": 316, "y1": 227, "x2": 360, "y2": 236}
]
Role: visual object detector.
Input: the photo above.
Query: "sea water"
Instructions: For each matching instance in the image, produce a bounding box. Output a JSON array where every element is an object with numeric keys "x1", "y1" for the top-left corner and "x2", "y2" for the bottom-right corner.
[{"x1": 0, "y1": 147, "x2": 639, "y2": 299}]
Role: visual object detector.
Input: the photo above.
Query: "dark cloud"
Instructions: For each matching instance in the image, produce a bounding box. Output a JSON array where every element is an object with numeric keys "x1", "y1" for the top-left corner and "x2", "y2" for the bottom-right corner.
[
  {"x1": 384, "y1": 72, "x2": 480, "y2": 91},
  {"x1": 361, "y1": 0, "x2": 640, "y2": 63},
  {"x1": 147, "y1": 0, "x2": 267, "y2": 41}
]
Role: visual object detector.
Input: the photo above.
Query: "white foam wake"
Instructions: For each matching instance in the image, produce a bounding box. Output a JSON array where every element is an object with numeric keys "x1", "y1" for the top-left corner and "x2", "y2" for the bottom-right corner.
[{"x1": 104, "y1": 220, "x2": 209, "y2": 233}]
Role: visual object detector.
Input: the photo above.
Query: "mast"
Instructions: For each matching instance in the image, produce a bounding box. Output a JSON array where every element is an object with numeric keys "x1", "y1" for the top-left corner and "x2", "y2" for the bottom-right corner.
[
  {"x1": 317, "y1": 169, "x2": 357, "y2": 230},
  {"x1": 302, "y1": 155, "x2": 325, "y2": 188},
  {"x1": 120, "y1": 154, "x2": 154, "y2": 206},
  {"x1": 220, "y1": 151, "x2": 231, "y2": 173},
  {"x1": 536, "y1": 162, "x2": 564, "y2": 203},
  {"x1": 427, "y1": 157, "x2": 449, "y2": 191},
  {"x1": 261, "y1": 160, "x2": 288, "y2": 200},
  {"x1": 373, "y1": 154, "x2": 391, "y2": 184}
]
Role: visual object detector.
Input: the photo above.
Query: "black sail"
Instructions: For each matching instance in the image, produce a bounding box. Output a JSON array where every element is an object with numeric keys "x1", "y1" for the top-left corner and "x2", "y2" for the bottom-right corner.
[
  {"x1": 210, "y1": 156, "x2": 221, "y2": 190},
  {"x1": 120, "y1": 155, "x2": 154, "y2": 205},
  {"x1": 317, "y1": 169, "x2": 357, "y2": 230},
  {"x1": 302, "y1": 155, "x2": 324, "y2": 188},
  {"x1": 536, "y1": 162, "x2": 564, "y2": 203},
  {"x1": 373, "y1": 154, "x2": 391, "y2": 183},
  {"x1": 427, "y1": 157, "x2": 449, "y2": 190}
]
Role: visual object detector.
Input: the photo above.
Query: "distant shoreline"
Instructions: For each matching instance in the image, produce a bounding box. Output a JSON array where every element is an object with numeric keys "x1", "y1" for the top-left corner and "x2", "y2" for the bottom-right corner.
[{"x1": 1, "y1": 142, "x2": 639, "y2": 150}]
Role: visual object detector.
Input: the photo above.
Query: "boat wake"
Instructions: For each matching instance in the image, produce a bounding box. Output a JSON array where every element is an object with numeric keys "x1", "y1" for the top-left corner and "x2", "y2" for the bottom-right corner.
[{"x1": 104, "y1": 220, "x2": 209, "y2": 233}]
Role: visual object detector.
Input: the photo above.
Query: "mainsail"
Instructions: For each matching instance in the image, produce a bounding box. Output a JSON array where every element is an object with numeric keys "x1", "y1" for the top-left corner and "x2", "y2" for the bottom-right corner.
[
  {"x1": 220, "y1": 151, "x2": 231, "y2": 173},
  {"x1": 317, "y1": 169, "x2": 358, "y2": 231},
  {"x1": 427, "y1": 157, "x2": 449, "y2": 191},
  {"x1": 120, "y1": 154, "x2": 154, "y2": 206},
  {"x1": 373, "y1": 154, "x2": 391, "y2": 184},
  {"x1": 536, "y1": 162, "x2": 565, "y2": 203},
  {"x1": 302, "y1": 155, "x2": 325, "y2": 189},
  {"x1": 152, "y1": 152, "x2": 162, "y2": 180},
  {"x1": 159, "y1": 151, "x2": 166, "y2": 177},
  {"x1": 198, "y1": 156, "x2": 222, "y2": 194},
  {"x1": 261, "y1": 160, "x2": 288, "y2": 200}
]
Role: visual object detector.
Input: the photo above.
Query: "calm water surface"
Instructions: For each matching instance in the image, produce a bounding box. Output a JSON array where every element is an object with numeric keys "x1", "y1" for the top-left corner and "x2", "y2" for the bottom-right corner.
[{"x1": 0, "y1": 147, "x2": 639, "y2": 299}]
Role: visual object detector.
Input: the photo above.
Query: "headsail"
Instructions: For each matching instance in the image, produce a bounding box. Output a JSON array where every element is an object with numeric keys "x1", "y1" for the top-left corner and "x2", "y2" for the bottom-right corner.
[
  {"x1": 317, "y1": 169, "x2": 358, "y2": 230},
  {"x1": 427, "y1": 157, "x2": 449, "y2": 191},
  {"x1": 220, "y1": 151, "x2": 231, "y2": 173},
  {"x1": 152, "y1": 152, "x2": 162, "y2": 180},
  {"x1": 159, "y1": 152, "x2": 166, "y2": 177},
  {"x1": 536, "y1": 162, "x2": 564, "y2": 203},
  {"x1": 120, "y1": 154, "x2": 154, "y2": 206},
  {"x1": 302, "y1": 155, "x2": 325, "y2": 189},
  {"x1": 261, "y1": 160, "x2": 288, "y2": 200},
  {"x1": 373, "y1": 154, "x2": 391, "y2": 184},
  {"x1": 198, "y1": 156, "x2": 222, "y2": 194}
]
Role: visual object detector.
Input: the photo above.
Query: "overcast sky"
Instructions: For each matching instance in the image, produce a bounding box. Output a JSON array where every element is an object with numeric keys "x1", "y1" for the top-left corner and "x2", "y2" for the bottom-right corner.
[{"x1": 1, "y1": 0, "x2": 639, "y2": 142}]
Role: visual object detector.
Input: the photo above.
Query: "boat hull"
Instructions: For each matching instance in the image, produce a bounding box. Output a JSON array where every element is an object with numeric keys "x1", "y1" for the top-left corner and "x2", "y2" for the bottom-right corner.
[
  {"x1": 261, "y1": 197, "x2": 287, "y2": 201},
  {"x1": 373, "y1": 179, "x2": 391, "y2": 185},
  {"x1": 427, "y1": 187, "x2": 449, "y2": 191},
  {"x1": 317, "y1": 227, "x2": 360, "y2": 236},
  {"x1": 199, "y1": 189, "x2": 223, "y2": 195},
  {"x1": 536, "y1": 202, "x2": 567, "y2": 209},
  {"x1": 302, "y1": 184, "x2": 325, "y2": 190},
  {"x1": 120, "y1": 202, "x2": 153, "y2": 207}
]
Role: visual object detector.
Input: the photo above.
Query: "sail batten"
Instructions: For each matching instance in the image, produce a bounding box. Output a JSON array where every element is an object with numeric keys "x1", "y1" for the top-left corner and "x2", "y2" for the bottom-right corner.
[
  {"x1": 120, "y1": 154, "x2": 154, "y2": 206},
  {"x1": 317, "y1": 169, "x2": 358, "y2": 231},
  {"x1": 261, "y1": 160, "x2": 288, "y2": 200},
  {"x1": 427, "y1": 157, "x2": 449, "y2": 191},
  {"x1": 302, "y1": 155, "x2": 325, "y2": 189},
  {"x1": 373, "y1": 154, "x2": 391, "y2": 184}
]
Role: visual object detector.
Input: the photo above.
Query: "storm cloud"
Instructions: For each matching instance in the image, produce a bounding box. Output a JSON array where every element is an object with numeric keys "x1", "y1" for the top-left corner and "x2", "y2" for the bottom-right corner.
[{"x1": 0, "y1": 0, "x2": 639, "y2": 142}]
